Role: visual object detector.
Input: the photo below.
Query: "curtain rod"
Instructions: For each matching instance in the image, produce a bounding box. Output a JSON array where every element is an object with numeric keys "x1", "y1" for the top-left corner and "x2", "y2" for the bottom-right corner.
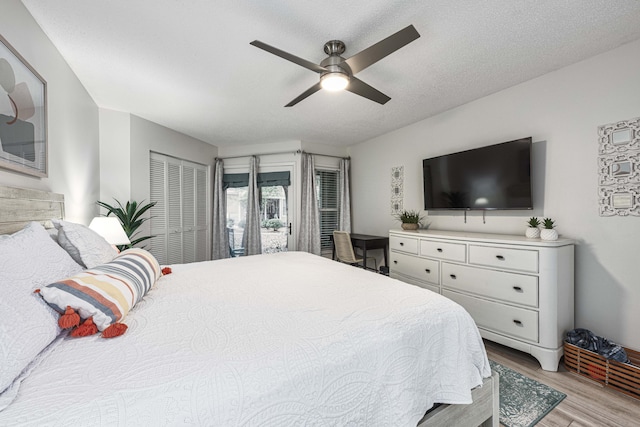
[{"x1": 216, "y1": 149, "x2": 349, "y2": 161}]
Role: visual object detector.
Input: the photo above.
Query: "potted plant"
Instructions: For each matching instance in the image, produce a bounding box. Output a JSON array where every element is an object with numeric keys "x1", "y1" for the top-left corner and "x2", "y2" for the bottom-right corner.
[
  {"x1": 540, "y1": 217, "x2": 558, "y2": 241},
  {"x1": 395, "y1": 210, "x2": 423, "y2": 230},
  {"x1": 97, "y1": 199, "x2": 157, "y2": 251},
  {"x1": 525, "y1": 217, "x2": 540, "y2": 239}
]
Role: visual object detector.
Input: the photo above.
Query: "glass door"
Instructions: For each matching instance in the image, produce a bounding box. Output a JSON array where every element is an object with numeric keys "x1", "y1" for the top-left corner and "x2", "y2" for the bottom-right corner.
[{"x1": 225, "y1": 165, "x2": 293, "y2": 256}]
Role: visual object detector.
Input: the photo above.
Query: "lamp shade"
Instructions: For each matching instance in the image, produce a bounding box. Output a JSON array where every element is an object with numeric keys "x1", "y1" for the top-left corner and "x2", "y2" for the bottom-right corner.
[
  {"x1": 320, "y1": 72, "x2": 349, "y2": 91},
  {"x1": 89, "y1": 217, "x2": 131, "y2": 245}
]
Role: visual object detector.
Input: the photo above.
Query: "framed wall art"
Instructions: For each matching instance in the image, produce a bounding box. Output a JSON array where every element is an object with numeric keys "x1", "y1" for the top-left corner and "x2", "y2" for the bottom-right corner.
[
  {"x1": 598, "y1": 116, "x2": 640, "y2": 216},
  {"x1": 390, "y1": 165, "x2": 404, "y2": 214},
  {"x1": 0, "y1": 34, "x2": 47, "y2": 177}
]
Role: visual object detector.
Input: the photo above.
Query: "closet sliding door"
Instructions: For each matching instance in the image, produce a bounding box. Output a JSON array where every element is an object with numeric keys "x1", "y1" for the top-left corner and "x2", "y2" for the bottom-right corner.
[{"x1": 150, "y1": 152, "x2": 210, "y2": 265}]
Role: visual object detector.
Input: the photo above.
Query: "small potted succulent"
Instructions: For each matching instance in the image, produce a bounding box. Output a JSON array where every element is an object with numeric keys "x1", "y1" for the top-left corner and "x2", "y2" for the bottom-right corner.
[
  {"x1": 525, "y1": 217, "x2": 540, "y2": 239},
  {"x1": 395, "y1": 210, "x2": 423, "y2": 230},
  {"x1": 540, "y1": 217, "x2": 558, "y2": 241}
]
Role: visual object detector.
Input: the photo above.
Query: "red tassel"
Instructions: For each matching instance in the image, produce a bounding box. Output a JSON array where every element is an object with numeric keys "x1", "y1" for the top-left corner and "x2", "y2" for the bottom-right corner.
[
  {"x1": 58, "y1": 306, "x2": 81, "y2": 329},
  {"x1": 102, "y1": 322, "x2": 128, "y2": 338},
  {"x1": 161, "y1": 267, "x2": 172, "y2": 275},
  {"x1": 71, "y1": 317, "x2": 98, "y2": 337}
]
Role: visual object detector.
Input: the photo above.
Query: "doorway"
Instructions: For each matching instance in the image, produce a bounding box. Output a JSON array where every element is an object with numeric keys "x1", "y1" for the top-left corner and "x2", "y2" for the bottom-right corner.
[{"x1": 225, "y1": 165, "x2": 293, "y2": 256}]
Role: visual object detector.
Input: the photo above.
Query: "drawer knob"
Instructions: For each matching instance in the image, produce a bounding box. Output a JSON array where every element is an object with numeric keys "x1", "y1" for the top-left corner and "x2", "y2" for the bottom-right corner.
[
  {"x1": 400, "y1": 242, "x2": 404, "y2": 246},
  {"x1": 393, "y1": 260, "x2": 398, "y2": 264},
  {"x1": 425, "y1": 268, "x2": 431, "y2": 274},
  {"x1": 513, "y1": 319, "x2": 523, "y2": 326},
  {"x1": 496, "y1": 255, "x2": 505, "y2": 261},
  {"x1": 513, "y1": 286, "x2": 523, "y2": 292},
  {"x1": 437, "y1": 248, "x2": 443, "y2": 252},
  {"x1": 449, "y1": 274, "x2": 457, "y2": 280}
]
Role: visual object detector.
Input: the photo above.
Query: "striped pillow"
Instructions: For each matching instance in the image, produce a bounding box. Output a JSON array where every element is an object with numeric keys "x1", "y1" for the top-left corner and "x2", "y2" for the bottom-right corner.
[{"x1": 40, "y1": 248, "x2": 161, "y2": 331}]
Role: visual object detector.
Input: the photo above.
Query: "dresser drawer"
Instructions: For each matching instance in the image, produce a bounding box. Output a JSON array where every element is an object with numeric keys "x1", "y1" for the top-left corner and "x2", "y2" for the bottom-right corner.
[
  {"x1": 441, "y1": 263, "x2": 538, "y2": 307},
  {"x1": 390, "y1": 235, "x2": 419, "y2": 254},
  {"x1": 390, "y1": 251, "x2": 439, "y2": 284},
  {"x1": 420, "y1": 240, "x2": 466, "y2": 262},
  {"x1": 469, "y1": 245, "x2": 538, "y2": 273},
  {"x1": 390, "y1": 272, "x2": 440, "y2": 294},
  {"x1": 444, "y1": 290, "x2": 539, "y2": 342}
]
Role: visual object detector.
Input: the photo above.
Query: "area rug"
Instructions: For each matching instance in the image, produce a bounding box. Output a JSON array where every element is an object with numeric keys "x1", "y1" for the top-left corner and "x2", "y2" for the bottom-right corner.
[{"x1": 489, "y1": 360, "x2": 566, "y2": 427}]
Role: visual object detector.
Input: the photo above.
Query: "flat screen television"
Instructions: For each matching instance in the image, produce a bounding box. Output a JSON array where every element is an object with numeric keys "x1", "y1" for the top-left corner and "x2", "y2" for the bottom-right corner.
[{"x1": 423, "y1": 137, "x2": 533, "y2": 210}]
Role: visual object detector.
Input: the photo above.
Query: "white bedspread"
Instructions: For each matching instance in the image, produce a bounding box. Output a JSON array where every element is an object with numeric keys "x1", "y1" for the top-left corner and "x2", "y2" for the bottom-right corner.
[{"x1": 0, "y1": 252, "x2": 490, "y2": 426}]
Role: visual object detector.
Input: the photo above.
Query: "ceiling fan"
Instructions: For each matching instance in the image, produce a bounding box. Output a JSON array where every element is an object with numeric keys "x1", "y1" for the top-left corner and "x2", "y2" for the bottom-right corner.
[{"x1": 250, "y1": 25, "x2": 420, "y2": 107}]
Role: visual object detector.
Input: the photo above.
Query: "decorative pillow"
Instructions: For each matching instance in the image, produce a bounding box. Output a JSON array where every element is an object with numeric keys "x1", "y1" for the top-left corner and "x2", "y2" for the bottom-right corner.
[
  {"x1": 0, "y1": 222, "x2": 83, "y2": 395},
  {"x1": 52, "y1": 219, "x2": 118, "y2": 269},
  {"x1": 39, "y1": 248, "x2": 161, "y2": 336}
]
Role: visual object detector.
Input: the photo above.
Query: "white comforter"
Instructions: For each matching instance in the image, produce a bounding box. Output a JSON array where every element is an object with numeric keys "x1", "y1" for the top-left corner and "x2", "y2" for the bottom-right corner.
[{"x1": 0, "y1": 252, "x2": 490, "y2": 426}]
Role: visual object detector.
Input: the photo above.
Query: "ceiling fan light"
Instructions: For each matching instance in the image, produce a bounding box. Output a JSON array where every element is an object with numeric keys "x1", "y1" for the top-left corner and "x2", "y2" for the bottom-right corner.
[{"x1": 320, "y1": 73, "x2": 349, "y2": 91}]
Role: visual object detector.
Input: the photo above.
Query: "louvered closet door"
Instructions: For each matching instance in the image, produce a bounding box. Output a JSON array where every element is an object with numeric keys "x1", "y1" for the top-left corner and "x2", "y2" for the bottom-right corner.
[
  {"x1": 150, "y1": 152, "x2": 210, "y2": 265},
  {"x1": 181, "y1": 165, "x2": 196, "y2": 263},
  {"x1": 150, "y1": 157, "x2": 167, "y2": 265},
  {"x1": 167, "y1": 161, "x2": 184, "y2": 264},
  {"x1": 195, "y1": 168, "x2": 208, "y2": 262}
]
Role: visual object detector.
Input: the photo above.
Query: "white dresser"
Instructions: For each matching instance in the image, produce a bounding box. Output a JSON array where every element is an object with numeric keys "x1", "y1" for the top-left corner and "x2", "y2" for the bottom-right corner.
[{"x1": 389, "y1": 229, "x2": 574, "y2": 371}]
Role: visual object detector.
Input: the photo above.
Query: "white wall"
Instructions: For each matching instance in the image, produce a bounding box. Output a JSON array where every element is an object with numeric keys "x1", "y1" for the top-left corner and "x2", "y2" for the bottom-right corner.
[
  {"x1": 98, "y1": 109, "x2": 131, "y2": 203},
  {"x1": 129, "y1": 113, "x2": 218, "y2": 203},
  {"x1": 97, "y1": 110, "x2": 218, "y2": 245},
  {"x1": 349, "y1": 39, "x2": 640, "y2": 349},
  {"x1": 0, "y1": 0, "x2": 100, "y2": 224}
]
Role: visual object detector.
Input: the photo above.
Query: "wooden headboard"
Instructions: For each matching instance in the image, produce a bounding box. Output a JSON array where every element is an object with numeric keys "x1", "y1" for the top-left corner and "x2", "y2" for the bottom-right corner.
[{"x1": 0, "y1": 185, "x2": 65, "y2": 234}]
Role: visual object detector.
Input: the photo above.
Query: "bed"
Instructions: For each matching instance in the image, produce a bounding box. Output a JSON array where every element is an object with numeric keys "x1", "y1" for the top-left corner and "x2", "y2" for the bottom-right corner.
[{"x1": 0, "y1": 184, "x2": 498, "y2": 426}]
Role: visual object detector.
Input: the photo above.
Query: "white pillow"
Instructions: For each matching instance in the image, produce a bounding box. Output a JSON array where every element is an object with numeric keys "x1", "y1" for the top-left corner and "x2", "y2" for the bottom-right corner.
[
  {"x1": 52, "y1": 219, "x2": 118, "y2": 269},
  {"x1": 0, "y1": 222, "x2": 83, "y2": 398}
]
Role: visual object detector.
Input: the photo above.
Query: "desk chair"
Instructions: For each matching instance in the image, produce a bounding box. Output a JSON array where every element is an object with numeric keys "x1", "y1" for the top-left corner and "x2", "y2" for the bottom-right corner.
[{"x1": 333, "y1": 231, "x2": 377, "y2": 270}]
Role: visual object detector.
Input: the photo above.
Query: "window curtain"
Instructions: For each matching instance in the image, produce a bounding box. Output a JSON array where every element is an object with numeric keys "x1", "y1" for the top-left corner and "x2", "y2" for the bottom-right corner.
[
  {"x1": 241, "y1": 156, "x2": 262, "y2": 256},
  {"x1": 339, "y1": 158, "x2": 351, "y2": 232},
  {"x1": 297, "y1": 153, "x2": 321, "y2": 255},
  {"x1": 212, "y1": 158, "x2": 229, "y2": 260}
]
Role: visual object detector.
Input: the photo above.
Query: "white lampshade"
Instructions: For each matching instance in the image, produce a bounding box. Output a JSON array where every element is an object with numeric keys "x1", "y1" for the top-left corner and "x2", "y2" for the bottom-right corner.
[{"x1": 89, "y1": 217, "x2": 131, "y2": 245}]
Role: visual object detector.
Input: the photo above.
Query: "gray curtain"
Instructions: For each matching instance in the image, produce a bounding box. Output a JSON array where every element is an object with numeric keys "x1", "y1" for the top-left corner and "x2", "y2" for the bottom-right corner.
[
  {"x1": 212, "y1": 158, "x2": 229, "y2": 260},
  {"x1": 297, "y1": 153, "x2": 321, "y2": 255},
  {"x1": 241, "y1": 156, "x2": 262, "y2": 256},
  {"x1": 339, "y1": 158, "x2": 351, "y2": 232}
]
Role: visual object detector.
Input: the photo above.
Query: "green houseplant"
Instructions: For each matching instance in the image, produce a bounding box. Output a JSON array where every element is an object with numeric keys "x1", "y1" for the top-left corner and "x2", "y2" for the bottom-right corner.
[
  {"x1": 540, "y1": 217, "x2": 558, "y2": 241},
  {"x1": 525, "y1": 217, "x2": 540, "y2": 239},
  {"x1": 395, "y1": 210, "x2": 423, "y2": 230},
  {"x1": 97, "y1": 199, "x2": 157, "y2": 251}
]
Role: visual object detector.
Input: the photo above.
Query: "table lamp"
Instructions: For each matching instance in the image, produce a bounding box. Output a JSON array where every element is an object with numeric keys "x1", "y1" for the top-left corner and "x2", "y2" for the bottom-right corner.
[{"x1": 89, "y1": 217, "x2": 131, "y2": 245}]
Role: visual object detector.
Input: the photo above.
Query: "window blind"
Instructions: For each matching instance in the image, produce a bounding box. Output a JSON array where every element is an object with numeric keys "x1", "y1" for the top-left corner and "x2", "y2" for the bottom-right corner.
[
  {"x1": 316, "y1": 169, "x2": 340, "y2": 252},
  {"x1": 223, "y1": 171, "x2": 290, "y2": 189}
]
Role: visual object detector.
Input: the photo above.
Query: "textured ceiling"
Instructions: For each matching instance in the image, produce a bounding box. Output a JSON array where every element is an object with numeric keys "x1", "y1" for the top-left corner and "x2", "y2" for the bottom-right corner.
[{"x1": 21, "y1": 0, "x2": 640, "y2": 147}]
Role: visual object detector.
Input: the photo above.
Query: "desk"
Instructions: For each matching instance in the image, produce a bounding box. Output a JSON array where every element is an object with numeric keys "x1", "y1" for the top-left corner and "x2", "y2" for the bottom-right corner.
[{"x1": 332, "y1": 233, "x2": 389, "y2": 270}]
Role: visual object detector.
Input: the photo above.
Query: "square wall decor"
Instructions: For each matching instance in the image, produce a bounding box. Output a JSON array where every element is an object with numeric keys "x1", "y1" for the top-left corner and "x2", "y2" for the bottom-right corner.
[{"x1": 598, "y1": 116, "x2": 640, "y2": 216}]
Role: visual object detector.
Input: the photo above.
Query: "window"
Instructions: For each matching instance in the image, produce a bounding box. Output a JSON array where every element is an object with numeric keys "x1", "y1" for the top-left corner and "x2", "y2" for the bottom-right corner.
[{"x1": 316, "y1": 169, "x2": 340, "y2": 255}]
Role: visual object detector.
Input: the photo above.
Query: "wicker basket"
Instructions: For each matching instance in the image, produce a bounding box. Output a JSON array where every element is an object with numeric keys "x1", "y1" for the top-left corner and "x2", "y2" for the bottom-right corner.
[{"x1": 564, "y1": 341, "x2": 640, "y2": 400}]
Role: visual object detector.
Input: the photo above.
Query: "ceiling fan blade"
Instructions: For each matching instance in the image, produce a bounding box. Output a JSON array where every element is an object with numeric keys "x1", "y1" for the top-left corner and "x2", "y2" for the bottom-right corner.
[
  {"x1": 250, "y1": 40, "x2": 327, "y2": 74},
  {"x1": 285, "y1": 82, "x2": 322, "y2": 107},
  {"x1": 342, "y1": 25, "x2": 420, "y2": 75},
  {"x1": 345, "y1": 77, "x2": 391, "y2": 105}
]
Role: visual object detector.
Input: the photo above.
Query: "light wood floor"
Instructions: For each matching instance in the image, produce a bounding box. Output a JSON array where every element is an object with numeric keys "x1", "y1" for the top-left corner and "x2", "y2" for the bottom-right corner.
[{"x1": 485, "y1": 340, "x2": 640, "y2": 427}]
